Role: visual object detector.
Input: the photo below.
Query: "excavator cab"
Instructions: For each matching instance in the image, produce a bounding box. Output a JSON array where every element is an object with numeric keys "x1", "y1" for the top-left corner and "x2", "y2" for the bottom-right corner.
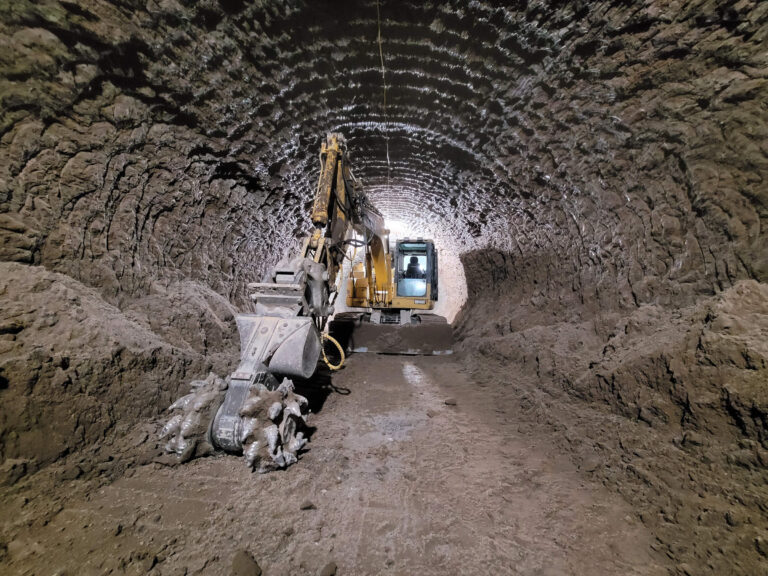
[
  {"x1": 392, "y1": 239, "x2": 438, "y2": 310},
  {"x1": 334, "y1": 235, "x2": 450, "y2": 354}
]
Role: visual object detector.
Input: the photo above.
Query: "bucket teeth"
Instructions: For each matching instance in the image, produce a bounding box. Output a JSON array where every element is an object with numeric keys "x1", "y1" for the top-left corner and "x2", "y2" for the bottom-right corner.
[
  {"x1": 283, "y1": 451, "x2": 298, "y2": 466},
  {"x1": 238, "y1": 378, "x2": 310, "y2": 473},
  {"x1": 265, "y1": 424, "x2": 279, "y2": 453},
  {"x1": 244, "y1": 441, "x2": 261, "y2": 468},
  {"x1": 161, "y1": 375, "x2": 310, "y2": 472},
  {"x1": 268, "y1": 401, "x2": 283, "y2": 421},
  {"x1": 290, "y1": 431, "x2": 307, "y2": 453},
  {"x1": 179, "y1": 411, "x2": 203, "y2": 438},
  {"x1": 159, "y1": 373, "x2": 226, "y2": 462},
  {"x1": 168, "y1": 393, "x2": 194, "y2": 412},
  {"x1": 271, "y1": 447, "x2": 286, "y2": 468},
  {"x1": 240, "y1": 417, "x2": 258, "y2": 444},
  {"x1": 160, "y1": 414, "x2": 182, "y2": 439},
  {"x1": 277, "y1": 378, "x2": 294, "y2": 395},
  {"x1": 284, "y1": 400, "x2": 302, "y2": 420}
]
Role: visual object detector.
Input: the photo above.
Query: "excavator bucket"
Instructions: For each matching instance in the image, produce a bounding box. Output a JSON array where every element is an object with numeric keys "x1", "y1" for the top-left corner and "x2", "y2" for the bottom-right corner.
[
  {"x1": 160, "y1": 313, "x2": 321, "y2": 470},
  {"x1": 234, "y1": 314, "x2": 321, "y2": 380},
  {"x1": 329, "y1": 312, "x2": 453, "y2": 356}
]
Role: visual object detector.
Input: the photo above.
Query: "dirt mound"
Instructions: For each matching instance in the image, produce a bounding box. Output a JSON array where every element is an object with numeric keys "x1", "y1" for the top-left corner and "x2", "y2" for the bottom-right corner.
[
  {"x1": 0, "y1": 262, "x2": 237, "y2": 482},
  {"x1": 458, "y1": 280, "x2": 768, "y2": 575}
]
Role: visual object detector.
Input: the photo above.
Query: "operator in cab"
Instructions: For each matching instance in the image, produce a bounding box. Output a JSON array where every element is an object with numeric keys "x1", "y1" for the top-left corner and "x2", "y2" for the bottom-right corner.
[{"x1": 405, "y1": 256, "x2": 423, "y2": 278}]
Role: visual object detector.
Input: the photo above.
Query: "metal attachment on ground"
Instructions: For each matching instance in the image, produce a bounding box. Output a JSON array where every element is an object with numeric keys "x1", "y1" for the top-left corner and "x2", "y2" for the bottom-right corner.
[
  {"x1": 160, "y1": 373, "x2": 228, "y2": 462},
  {"x1": 160, "y1": 373, "x2": 309, "y2": 473},
  {"x1": 321, "y1": 332, "x2": 345, "y2": 371},
  {"x1": 235, "y1": 377, "x2": 309, "y2": 473}
]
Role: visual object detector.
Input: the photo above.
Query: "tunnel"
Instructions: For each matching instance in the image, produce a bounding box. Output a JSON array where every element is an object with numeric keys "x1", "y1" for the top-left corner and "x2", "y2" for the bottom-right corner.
[{"x1": 0, "y1": 0, "x2": 767, "y2": 574}]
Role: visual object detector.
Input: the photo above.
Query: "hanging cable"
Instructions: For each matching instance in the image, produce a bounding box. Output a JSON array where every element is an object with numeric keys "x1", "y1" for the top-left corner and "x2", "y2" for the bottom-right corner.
[
  {"x1": 376, "y1": 0, "x2": 391, "y2": 187},
  {"x1": 321, "y1": 333, "x2": 345, "y2": 370}
]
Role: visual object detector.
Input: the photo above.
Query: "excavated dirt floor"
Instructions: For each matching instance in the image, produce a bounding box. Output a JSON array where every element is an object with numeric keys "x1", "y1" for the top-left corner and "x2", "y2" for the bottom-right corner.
[{"x1": 0, "y1": 353, "x2": 668, "y2": 576}]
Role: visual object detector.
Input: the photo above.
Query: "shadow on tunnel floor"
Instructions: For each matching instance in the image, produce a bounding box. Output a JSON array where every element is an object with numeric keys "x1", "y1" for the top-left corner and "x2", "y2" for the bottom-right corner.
[
  {"x1": 293, "y1": 353, "x2": 350, "y2": 413},
  {"x1": 291, "y1": 357, "x2": 349, "y2": 445}
]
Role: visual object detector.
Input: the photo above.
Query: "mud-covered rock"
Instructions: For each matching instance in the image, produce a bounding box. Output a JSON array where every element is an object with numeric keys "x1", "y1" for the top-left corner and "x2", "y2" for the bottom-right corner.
[
  {"x1": 459, "y1": 280, "x2": 768, "y2": 575},
  {"x1": 231, "y1": 550, "x2": 262, "y2": 576}
]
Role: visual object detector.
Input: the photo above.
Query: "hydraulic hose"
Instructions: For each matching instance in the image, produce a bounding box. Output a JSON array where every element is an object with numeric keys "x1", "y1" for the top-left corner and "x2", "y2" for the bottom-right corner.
[{"x1": 321, "y1": 333, "x2": 345, "y2": 371}]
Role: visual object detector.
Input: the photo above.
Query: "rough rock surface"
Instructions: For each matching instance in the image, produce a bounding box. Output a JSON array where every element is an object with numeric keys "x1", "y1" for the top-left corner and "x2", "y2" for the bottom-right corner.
[
  {"x1": 0, "y1": 1, "x2": 766, "y2": 575},
  {"x1": 457, "y1": 274, "x2": 768, "y2": 574}
]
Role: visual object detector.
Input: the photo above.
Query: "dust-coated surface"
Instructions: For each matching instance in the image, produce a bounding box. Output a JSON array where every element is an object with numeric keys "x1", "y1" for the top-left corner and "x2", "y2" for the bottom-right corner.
[{"x1": 0, "y1": 354, "x2": 666, "y2": 576}]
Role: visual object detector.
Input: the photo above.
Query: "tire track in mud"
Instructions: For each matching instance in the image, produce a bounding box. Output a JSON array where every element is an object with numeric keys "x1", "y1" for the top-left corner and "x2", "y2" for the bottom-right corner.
[{"x1": 300, "y1": 354, "x2": 666, "y2": 575}]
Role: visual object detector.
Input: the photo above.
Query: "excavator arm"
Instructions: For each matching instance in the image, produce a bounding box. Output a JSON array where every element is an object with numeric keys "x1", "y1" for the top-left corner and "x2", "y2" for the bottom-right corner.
[
  {"x1": 160, "y1": 133, "x2": 391, "y2": 472},
  {"x1": 307, "y1": 133, "x2": 392, "y2": 316}
]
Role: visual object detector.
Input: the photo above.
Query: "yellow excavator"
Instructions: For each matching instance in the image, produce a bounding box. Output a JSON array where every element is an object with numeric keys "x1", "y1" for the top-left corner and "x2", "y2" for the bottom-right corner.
[
  {"x1": 160, "y1": 133, "x2": 450, "y2": 472},
  {"x1": 312, "y1": 133, "x2": 440, "y2": 318}
]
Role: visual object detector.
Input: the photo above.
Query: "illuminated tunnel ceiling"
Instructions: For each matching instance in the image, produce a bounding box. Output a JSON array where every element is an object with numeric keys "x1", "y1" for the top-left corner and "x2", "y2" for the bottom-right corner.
[{"x1": 1, "y1": 0, "x2": 766, "y2": 320}]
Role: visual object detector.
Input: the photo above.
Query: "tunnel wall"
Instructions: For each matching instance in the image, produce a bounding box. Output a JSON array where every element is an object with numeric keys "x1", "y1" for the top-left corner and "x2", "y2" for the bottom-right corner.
[
  {"x1": 1, "y1": 2, "x2": 767, "y2": 571},
  {"x1": 0, "y1": 0, "x2": 766, "y2": 494},
  {"x1": 2, "y1": 1, "x2": 766, "y2": 314},
  {"x1": 450, "y1": 0, "x2": 768, "y2": 441}
]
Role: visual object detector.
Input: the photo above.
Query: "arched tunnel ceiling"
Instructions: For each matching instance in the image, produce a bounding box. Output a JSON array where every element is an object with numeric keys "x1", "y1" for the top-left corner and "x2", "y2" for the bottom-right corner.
[
  {"x1": 0, "y1": 0, "x2": 766, "y2": 320},
  {"x1": 2, "y1": 5, "x2": 768, "y2": 572}
]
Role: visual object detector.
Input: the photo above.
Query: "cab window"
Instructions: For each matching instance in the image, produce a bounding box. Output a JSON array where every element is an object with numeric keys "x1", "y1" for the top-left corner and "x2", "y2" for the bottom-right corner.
[
  {"x1": 397, "y1": 252, "x2": 427, "y2": 297},
  {"x1": 402, "y1": 254, "x2": 427, "y2": 278}
]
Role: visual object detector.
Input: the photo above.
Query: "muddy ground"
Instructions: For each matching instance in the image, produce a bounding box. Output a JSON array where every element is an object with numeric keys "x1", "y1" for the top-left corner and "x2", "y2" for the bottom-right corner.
[{"x1": 0, "y1": 352, "x2": 668, "y2": 576}]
